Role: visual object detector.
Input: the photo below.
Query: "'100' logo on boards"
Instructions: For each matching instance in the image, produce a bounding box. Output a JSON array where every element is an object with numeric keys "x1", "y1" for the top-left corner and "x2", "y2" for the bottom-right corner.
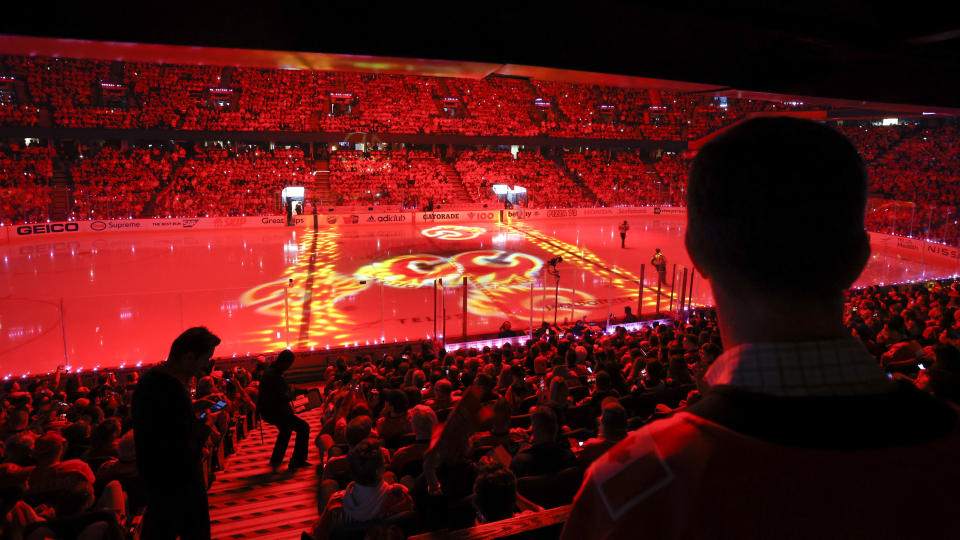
[{"x1": 16, "y1": 223, "x2": 80, "y2": 236}]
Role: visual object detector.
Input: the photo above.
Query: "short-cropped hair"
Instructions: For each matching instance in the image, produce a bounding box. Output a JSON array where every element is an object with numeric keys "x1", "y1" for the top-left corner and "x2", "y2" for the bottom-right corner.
[
  {"x1": 169, "y1": 327, "x2": 221, "y2": 360},
  {"x1": 473, "y1": 461, "x2": 517, "y2": 522},
  {"x1": 687, "y1": 117, "x2": 868, "y2": 297},
  {"x1": 347, "y1": 438, "x2": 385, "y2": 486},
  {"x1": 346, "y1": 415, "x2": 373, "y2": 448},
  {"x1": 531, "y1": 405, "x2": 558, "y2": 437}
]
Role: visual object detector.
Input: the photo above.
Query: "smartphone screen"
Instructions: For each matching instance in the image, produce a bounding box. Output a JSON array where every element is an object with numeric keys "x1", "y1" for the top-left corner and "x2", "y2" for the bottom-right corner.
[{"x1": 209, "y1": 400, "x2": 228, "y2": 413}]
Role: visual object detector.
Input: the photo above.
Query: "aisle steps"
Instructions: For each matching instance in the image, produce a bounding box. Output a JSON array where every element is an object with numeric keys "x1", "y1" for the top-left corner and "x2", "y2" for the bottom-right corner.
[{"x1": 207, "y1": 408, "x2": 325, "y2": 540}]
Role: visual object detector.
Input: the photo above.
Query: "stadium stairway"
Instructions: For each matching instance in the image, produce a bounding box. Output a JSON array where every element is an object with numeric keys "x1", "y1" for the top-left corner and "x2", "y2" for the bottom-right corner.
[
  {"x1": 439, "y1": 161, "x2": 475, "y2": 203},
  {"x1": 208, "y1": 407, "x2": 325, "y2": 540},
  {"x1": 553, "y1": 156, "x2": 598, "y2": 204},
  {"x1": 49, "y1": 161, "x2": 72, "y2": 221},
  {"x1": 310, "y1": 160, "x2": 331, "y2": 203}
]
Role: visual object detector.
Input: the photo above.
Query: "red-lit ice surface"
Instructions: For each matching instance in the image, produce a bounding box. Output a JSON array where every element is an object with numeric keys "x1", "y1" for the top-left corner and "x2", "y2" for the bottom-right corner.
[{"x1": 1, "y1": 216, "x2": 956, "y2": 375}]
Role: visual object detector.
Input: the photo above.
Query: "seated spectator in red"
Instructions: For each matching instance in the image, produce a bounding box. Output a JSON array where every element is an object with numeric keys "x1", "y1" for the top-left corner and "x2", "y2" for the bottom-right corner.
[
  {"x1": 469, "y1": 398, "x2": 528, "y2": 457},
  {"x1": 27, "y1": 432, "x2": 95, "y2": 499},
  {"x1": 472, "y1": 461, "x2": 524, "y2": 525},
  {"x1": 508, "y1": 406, "x2": 575, "y2": 478},
  {"x1": 81, "y1": 418, "x2": 121, "y2": 466},
  {"x1": 563, "y1": 117, "x2": 960, "y2": 539},
  {"x1": 585, "y1": 371, "x2": 620, "y2": 413},
  {"x1": 0, "y1": 433, "x2": 34, "y2": 491},
  {"x1": 94, "y1": 430, "x2": 145, "y2": 512},
  {"x1": 919, "y1": 343, "x2": 960, "y2": 405},
  {"x1": 577, "y1": 400, "x2": 628, "y2": 467},
  {"x1": 24, "y1": 473, "x2": 126, "y2": 540},
  {"x1": 388, "y1": 405, "x2": 436, "y2": 480},
  {"x1": 314, "y1": 438, "x2": 414, "y2": 538},
  {"x1": 424, "y1": 379, "x2": 457, "y2": 411},
  {"x1": 376, "y1": 390, "x2": 412, "y2": 442},
  {"x1": 322, "y1": 416, "x2": 390, "y2": 485}
]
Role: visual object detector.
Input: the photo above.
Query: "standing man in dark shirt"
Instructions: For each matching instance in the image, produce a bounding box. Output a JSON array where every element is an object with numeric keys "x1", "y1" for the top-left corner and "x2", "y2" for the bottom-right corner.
[
  {"x1": 133, "y1": 326, "x2": 221, "y2": 540},
  {"x1": 258, "y1": 350, "x2": 311, "y2": 472}
]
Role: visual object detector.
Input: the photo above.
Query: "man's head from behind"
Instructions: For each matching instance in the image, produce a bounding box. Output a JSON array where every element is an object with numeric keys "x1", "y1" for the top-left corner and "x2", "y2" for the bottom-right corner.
[
  {"x1": 347, "y1": 438, "x2": 386, "y2": 487},
  {"x1": 531, "y1": 405, "x2": 558, "y2": 443},
  {"x1": 410, "y1": 405, "x2": 437, "y2": 442},
  {"x1": 686, "y1": 117, "x2": 869, "y2": 301},
  {"x1": 345, "y1": 415, "x2": 374, "y2": 448},
  {"x1": 473, "y1": 461, "x2": 517, "y2": 523}
]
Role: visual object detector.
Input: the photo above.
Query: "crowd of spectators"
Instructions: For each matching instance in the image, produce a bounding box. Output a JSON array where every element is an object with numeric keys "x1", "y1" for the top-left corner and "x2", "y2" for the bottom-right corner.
[
  {"x1": 328, "y1": 150, "x2": 469, "y2": 207},
  {"x1": 306, "y1": 309, "x2": 722, "y2": 537},
  {"x1": 0, "y1": 105, "x2": 40, "y2": 127},
  {"x1": 863, "y1": 125, "x2": 960, "y2": 242},
  {"x1": 454, "y1": 150, "x2": 588, "y2": 208},
  {"x1": 0, "y1": 360, "x2": 258, "y2": 539},
  {"x1": 70, "y1": 146, "x2": 177, "y2": 220},
  {"x1": 2, "y1": 54, "x2": 797, "y2": 140},
  {"x1": 153, "y1": 145, "x2": 310, "y2": 218},
  {"x1": 0, "y1": 143, "x2": 52, "y2": 224},
  {"x1": 564, "y1": 150, "x2": 683, "y2": 206},
  {"x1": 845, "y1": 279, "x2": 960, "y2": 402},
  {"x1": 650, "y1": 152, "x2": 692, "y2": 205}
]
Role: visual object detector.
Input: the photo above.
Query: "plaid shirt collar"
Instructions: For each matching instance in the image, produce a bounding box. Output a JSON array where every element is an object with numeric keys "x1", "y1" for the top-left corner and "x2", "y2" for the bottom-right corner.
[{"x1": 703, "y1": 337, "x2": 892, "y2": 397}]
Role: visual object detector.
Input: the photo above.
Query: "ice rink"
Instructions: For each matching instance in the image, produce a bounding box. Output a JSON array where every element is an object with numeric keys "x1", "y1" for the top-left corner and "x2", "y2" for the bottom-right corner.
[{"x1": 1, "y1": 215, "x2": 956, "y2": 376}]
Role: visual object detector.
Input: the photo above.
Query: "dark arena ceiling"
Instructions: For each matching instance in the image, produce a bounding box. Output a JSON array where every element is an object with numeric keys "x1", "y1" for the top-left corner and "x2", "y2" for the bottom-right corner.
[{"x1": 2, "y1": 1, "x2": 959, "y2": 111}]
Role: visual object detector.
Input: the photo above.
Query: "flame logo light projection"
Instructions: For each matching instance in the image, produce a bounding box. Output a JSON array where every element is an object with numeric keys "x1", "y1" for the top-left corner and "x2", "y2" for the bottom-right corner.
[
  {"x1": 421, "y1": 225, "x2": 486, "y2": 241},
  {"x1": 355, "y1": 254, "x2": 464, "y2": 289},
  {"x1": 239, "y1": 220, "x2": 686, "y2": 350},
  {"x1": 355, "y1": 250, "x2": 543, "y2": 288},
  {"x1": 239, "y1": 228, "x2": 369, "y2": 351}
]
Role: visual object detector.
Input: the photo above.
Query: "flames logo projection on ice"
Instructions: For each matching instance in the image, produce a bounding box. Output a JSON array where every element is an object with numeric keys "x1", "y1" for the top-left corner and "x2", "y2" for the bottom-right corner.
[
  {"x1": 239, "y1": 222, "x2": 685, "y2": 350},
  {"x1": 502, "y1": 220, "x2": 683, "y2": 314},
  {"x1": 239, "y1": 229, "x2": 369, "y2": 351},
  {"x1": 355, "y1": 250, "x2": 543, "y2": 288},
  {"x1": 421, "y1": 225, "x2": 486, "y2": 241}
]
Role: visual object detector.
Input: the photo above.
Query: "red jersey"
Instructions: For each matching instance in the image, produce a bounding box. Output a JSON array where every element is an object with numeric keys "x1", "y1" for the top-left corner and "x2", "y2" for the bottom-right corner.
[{"x1": 562, "y1": 409, "x2": 960, "y2": 540}]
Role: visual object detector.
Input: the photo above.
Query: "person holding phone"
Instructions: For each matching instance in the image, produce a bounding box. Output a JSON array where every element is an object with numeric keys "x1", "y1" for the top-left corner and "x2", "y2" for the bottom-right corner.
[
  {"x1": 132, "y1": 326, "x2": 221, "y2": 540},
  {"x1": 258, "y1": 350, "x2": 311, "y2": 472}
]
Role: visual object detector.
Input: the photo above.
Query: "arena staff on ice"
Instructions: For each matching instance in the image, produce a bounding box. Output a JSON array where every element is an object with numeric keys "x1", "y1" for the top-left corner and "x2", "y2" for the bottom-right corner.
[{"x1": 562, "y1": 117, "x2": 960, "y2": 539}]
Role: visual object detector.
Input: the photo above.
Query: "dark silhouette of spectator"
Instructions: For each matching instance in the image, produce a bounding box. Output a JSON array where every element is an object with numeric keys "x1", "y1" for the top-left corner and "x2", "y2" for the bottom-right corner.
[
  {"x1": 132, "y1": 326, "x2": 221, "y2": 540},
  {"x1": 921, "y1": 343, "x2": 960, "y2": 405},
  {"x1": 258, "y1": 350, "x2": 311, "y2": 472}
]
